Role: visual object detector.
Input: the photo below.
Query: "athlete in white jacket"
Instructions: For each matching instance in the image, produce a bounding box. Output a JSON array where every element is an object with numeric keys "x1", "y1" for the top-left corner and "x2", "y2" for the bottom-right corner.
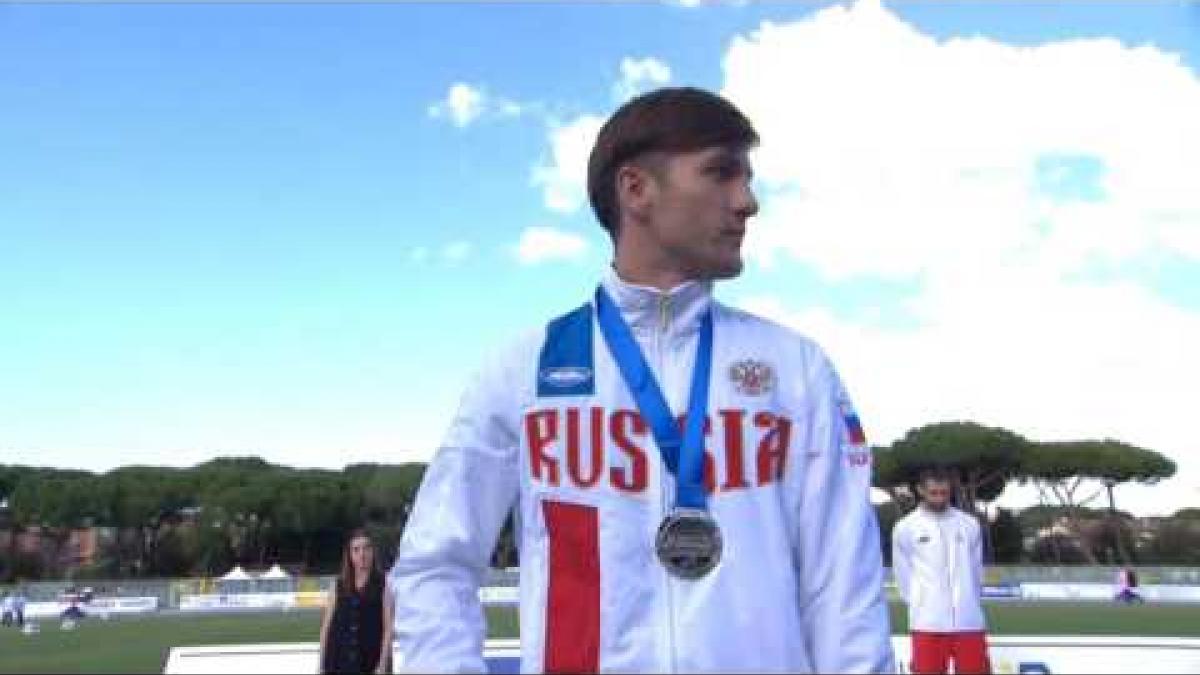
[
  {"x1": 390, "y1": 87, "x2": 894, "y2": 673},
  {"x1": 891, "y1": 469, "x2": 990, "y2": 674}
]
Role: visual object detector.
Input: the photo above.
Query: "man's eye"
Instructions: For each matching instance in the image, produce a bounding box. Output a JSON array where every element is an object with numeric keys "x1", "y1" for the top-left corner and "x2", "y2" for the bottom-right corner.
[{"x1": 708, "y1": 164, "x2": 738, "y2": 179}]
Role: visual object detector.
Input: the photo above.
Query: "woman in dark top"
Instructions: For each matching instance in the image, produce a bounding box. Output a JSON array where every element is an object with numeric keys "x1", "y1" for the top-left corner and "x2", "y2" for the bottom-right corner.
[{"x1": 320, "y1": 529, "x2": 394, "y2": 673}]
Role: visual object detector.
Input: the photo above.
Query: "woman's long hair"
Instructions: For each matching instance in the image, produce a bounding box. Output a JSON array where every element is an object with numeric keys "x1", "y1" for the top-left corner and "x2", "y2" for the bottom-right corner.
[{"x1": 337, "y1": 527, "x2": 380, "y2": 594}]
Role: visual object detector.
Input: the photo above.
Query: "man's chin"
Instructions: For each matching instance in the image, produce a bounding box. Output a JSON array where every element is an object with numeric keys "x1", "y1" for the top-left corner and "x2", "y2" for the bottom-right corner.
[
  {"x1": 712, "y1": 258, "x2": 744, "y2": 280},
  {"x1": 688, "y1": 256, "x2": 743, "y2": 282}
]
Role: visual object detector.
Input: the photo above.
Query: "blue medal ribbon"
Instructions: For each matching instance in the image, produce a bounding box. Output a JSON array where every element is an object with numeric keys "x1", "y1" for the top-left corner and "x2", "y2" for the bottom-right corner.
[{"x1": 594, "y1": 286, "x2": 712, "y2": 510}]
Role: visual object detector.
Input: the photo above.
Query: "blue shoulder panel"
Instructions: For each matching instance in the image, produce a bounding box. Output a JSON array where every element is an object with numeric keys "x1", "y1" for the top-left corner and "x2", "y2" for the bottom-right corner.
[{"x1": 536, "y1": 302, "x2": 595, "y2": 397}]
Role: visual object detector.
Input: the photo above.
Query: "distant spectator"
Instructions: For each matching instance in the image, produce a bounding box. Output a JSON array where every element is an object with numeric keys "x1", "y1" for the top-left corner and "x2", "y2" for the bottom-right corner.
[
  {"x1": 1, "y1": 592, "x2": 12, "y2": 627},
  {"x1": 62, "y1": 598, "x2": 85, "y2": 621},
  {"x1": 320, "y1": 529, "x2": 394, "y2": 674},
  {"x1": 1114, "y1": 566, "x2": 1144, "y2": 604},
  {"x1": 11, "y1": 589, "x2": 26, "y2": 628}
]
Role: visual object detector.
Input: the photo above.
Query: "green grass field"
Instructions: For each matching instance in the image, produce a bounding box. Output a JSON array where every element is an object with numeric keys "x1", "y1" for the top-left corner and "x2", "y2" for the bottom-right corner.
[{"x1": 0, "y1": 603, "x2": 1195, "y2": 674}]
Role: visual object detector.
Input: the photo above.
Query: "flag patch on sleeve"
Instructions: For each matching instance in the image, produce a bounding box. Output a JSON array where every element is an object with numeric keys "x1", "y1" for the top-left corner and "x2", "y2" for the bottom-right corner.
[{"x1": 840, "y1": 400, "x2": 867, "y2": 446}]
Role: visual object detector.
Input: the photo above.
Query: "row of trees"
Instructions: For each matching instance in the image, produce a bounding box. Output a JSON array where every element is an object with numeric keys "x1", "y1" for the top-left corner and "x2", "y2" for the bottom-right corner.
[
  {"x1": 875, "y1": 501, "x2": 1200, "y2": 567},
  {"x1": 0, "y1": 421, "x2": 1186, "y2": 581},
  {"x1": 872, "y1": 422, "x2": 1178, "y2": 564},
  {"x1": 0, "y1": 458, "x2": 428, "y2": 581}
]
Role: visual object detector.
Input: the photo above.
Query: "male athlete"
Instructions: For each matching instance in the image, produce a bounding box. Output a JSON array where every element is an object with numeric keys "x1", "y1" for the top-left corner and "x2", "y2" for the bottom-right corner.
[
  {"x1": 391, "y1": 87, "x2": 894, "y2": 673},
  {"x1": 892, "y1": 468, "x2": 991, "y2": 674}
]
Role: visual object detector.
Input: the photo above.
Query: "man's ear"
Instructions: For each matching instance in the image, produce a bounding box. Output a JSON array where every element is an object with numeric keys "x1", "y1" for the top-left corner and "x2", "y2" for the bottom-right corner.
[{"x1": 615, "y1": 162, "x2": 655, "y2": 221}]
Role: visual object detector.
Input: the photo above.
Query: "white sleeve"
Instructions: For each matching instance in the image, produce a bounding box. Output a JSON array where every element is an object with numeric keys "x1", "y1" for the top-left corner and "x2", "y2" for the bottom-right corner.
[
  {"x1": 389, "y1": 352, "x2": 522, "y2": 673},
  {"x1": 892, "y1": 520, "x2": 913, "y2": 605},
  {"x1": 795, "y1": 352, "x2": 896, "y2": 674}
]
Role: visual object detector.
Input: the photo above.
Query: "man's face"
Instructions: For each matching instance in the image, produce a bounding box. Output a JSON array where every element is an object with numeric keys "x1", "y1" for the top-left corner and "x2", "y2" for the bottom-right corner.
[
  {"x1": 639, "y1": 145, "x2": 759, "y2": 281},
  {"x1": 919, "y1": 477, "x2": 953, "y2": 511}
]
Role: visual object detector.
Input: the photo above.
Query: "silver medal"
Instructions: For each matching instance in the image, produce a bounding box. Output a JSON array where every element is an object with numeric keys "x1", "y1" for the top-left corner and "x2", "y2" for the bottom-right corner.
[{"x1": 655, "y1": 508, "x2": 723, "y2": 579}]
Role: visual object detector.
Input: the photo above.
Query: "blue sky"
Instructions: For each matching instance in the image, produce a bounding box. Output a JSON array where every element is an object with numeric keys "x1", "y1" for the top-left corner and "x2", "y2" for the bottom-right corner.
[{"x1": 2, "y1": 1, "x2": 1198, "y2": 513}]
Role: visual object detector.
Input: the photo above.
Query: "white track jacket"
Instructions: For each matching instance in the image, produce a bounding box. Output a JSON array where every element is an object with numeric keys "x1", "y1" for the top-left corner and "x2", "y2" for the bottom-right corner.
[
  {"x1": 891, "y1": 506, "x2": 986, "y2": 633},
  {"x1": 391, "y1": 269, "x2": 895, "y2": 673}
]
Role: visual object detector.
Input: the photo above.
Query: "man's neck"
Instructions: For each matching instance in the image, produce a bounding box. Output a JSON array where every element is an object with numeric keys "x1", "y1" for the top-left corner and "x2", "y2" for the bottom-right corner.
[
  {"x1": 921, "y1": 503, "x2": 951, "y2": 516},
  {"x1": 612, "y1": 258, "x2": 694, "y2": 292}
]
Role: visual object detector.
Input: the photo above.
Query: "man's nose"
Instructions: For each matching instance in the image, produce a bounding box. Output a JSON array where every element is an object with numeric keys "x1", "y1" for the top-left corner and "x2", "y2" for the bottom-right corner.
[{"x1": 735, "y1": 181, "x2": 759, "y2": 219}]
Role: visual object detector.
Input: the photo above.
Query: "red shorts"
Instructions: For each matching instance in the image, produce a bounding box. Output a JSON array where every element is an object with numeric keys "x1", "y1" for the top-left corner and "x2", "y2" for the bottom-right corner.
[{"x1": 910, "y1": 631, "x2": 991, "y2": 674}]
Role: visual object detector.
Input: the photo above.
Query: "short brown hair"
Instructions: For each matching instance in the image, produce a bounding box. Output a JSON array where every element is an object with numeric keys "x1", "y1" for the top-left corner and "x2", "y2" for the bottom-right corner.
[{"x1": 586, "y1": 87, "x2": 759, "y2": 237}]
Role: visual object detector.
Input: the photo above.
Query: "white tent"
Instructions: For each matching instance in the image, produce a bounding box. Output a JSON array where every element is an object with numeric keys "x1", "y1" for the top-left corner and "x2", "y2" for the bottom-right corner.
[
  {"x1": 259, "y1": 564, "x2": 290, "y2": 580},
  {"x1": 219, "y1": 565, "x2": 252, "y2": 582}
]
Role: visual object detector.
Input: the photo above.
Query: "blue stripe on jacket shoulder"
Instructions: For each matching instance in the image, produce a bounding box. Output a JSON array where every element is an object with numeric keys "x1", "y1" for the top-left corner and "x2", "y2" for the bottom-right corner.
[{"x1": 537, "y1": 302, "x2": 594, "y2": 397}]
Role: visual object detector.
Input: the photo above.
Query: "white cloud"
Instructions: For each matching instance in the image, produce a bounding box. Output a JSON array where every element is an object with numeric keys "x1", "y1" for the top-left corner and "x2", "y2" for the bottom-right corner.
[
  {"x1": 613, "y1": 56, "x2": 673, "y2": 102},
  {"x1": 529, "y1": 56, "x2": 676, "y2": 215},
  {"x1": 722, "y1": 0, "x2": 1200, "y2": 281},
  {"x1": 410, "y1": 243, "x2": 474, "y2": 265},
  {"x1": 531, "y1": 114, "x2": 606, "y2": 214},
  {"x1": 427, "y1": 83, "x2": 486, "y2": 128},
  {"x1": 428, "y1": 82, "x2": 540, "y2": 128},
  {"x1": 718, "y1": 0, "x2": 1200, "y2": 515},
  {"x1": 409, "y1": 246, "x2": 431, "y2": 264},
  {"x1": 513, "y1": 226, "x2": 590, "y2": 265},
  {"x1": 737, "y1": 275, "x2": 1200, "y2": 516},
  {"x1": 498, "y1": 100, "x2": 525, "y2": 118},
  {"x1": 442, "y1": 241, "x2": 472, "y2": 263}
]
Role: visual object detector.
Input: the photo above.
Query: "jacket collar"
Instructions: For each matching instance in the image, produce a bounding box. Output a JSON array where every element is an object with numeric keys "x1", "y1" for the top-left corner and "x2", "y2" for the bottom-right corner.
[{"x1": 598, "y1": 266, "x2": 714, "y2": 335}]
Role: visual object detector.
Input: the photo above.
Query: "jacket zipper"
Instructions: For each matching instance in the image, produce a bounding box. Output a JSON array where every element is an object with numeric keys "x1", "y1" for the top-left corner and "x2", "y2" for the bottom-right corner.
[
  {"x1": 657, "y1": 293, "x2": 679, "y2": 672},
  {"x1": 941, "y1": 518, "x2": 957, "y2": 630}
]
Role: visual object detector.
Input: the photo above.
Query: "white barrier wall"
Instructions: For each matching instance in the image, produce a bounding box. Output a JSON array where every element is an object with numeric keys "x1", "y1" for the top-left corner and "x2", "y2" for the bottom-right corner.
[
  {"x1": 71, "y1": 583, "x2": 1200, "y2": 616},
  {"x1": 178, "y1": 586, "x2": 523, "y2": 612},
  {"x1": 179, "y1": 593, "x2": 298, "y2": 612},
  {"x1": 24, "y1": 596, "x2": 158, "y2": 620},
  {"x1": 478, "y1": 585, "x2": 519, "y2": 606},
  {"x1": 165, "y1": 636, "x2": 1200, "y2": 674},
  {"x1": 1020, "y1": 583, "x2": 1200, "y2": 603}
]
